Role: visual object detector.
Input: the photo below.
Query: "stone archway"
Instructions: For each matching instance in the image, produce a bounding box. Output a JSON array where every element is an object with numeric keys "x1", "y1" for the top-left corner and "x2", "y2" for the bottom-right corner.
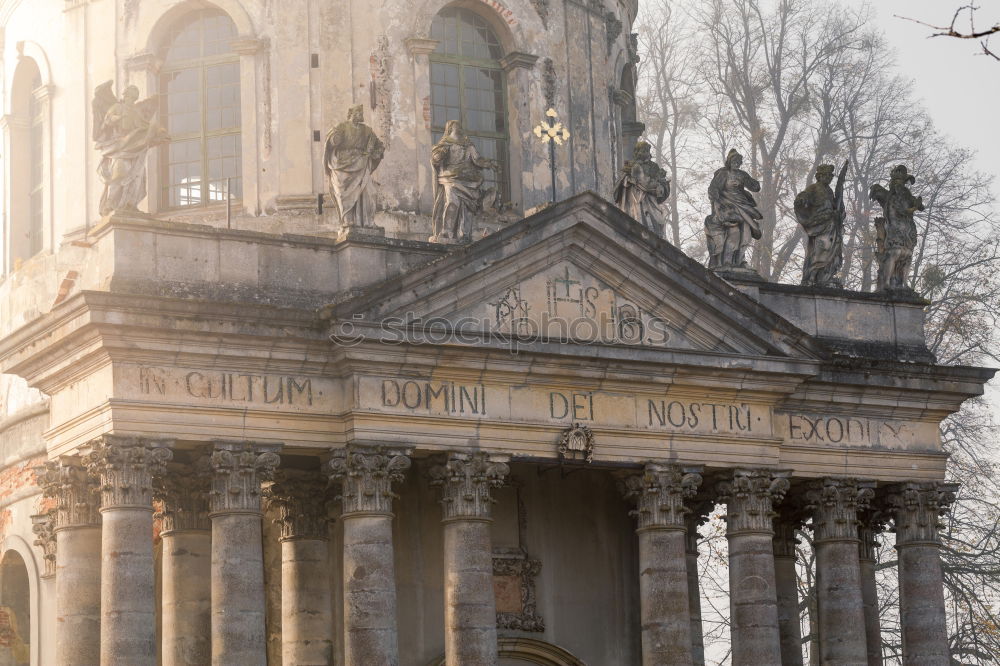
[
  {"x1": 431, "y1": 637, "x2": 586, "y2": 665},
  {"x1": 0, "y1": 549, "x2": 31, "y2": 666}
]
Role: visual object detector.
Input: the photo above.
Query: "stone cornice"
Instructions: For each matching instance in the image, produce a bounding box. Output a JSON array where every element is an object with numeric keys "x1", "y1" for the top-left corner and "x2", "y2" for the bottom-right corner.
[
  {"x1": 717, "y1": 469, "x2": 790, "y2": 535},
  {"x1": 265, "y1": 470, "x2": 331, "y2": 540},
  {"x1": 622, "y1": 463, "x2": 702, "y2": 531},
  {"x1": 500, "y1": 52, "x2": 538, "y2": 73},
  {"x1": 209, "y1": 441, "x2": 282, "y2": 516},
  {"x1": 82, "y1": 435, "x2": 173, "y2": 510},
  {"x1": 36, "y1": 457, "x2": 100, "y2": 529},
  {"x1": 327, "y1": 446, "x2": 410, "y2": 517},
  {"x1": 429, "y1": 452, "x2": 509, "y2": 522},
  {"x1": 887, "y1": 481, "x2": 958, "y2": 546},
  {"x1": 405, "y1": 37, "x2": 440, "y2": 56}
]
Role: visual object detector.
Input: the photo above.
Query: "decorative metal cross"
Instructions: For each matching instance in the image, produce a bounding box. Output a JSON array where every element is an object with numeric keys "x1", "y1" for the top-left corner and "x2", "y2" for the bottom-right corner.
[{"x1": 533, "y1": 108, "x2": 571, "y2": 203}]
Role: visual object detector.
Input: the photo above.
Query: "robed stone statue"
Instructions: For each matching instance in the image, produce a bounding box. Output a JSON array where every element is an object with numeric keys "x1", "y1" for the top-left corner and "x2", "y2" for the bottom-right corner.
[
  {"x1": 92, "y1": 81, "x2": 169, "y2": 217},
  {"x1": 705, "y1": 149, "x2": 763, "y2": 270},
  {"x1": 794, "y1": 162, "x2": 848, "y2": 288},
  {"x1": 613, "y1": 140, "x2": 671, "y2": 234},
  {"x1": 870, "y1": 164, "x2": 924, "y2": 292},
  {"x1": 324, "y1": 105, "x2": 385, "y2": 228},
  {"x1": 429, "y1": 120, "x2": 498, "y2": 243}
]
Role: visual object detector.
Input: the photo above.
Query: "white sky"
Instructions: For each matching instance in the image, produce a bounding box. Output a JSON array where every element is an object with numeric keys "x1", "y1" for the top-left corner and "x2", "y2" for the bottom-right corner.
[{"x1": 842, "y1": 0, "x2": 1000, "y2": 184}]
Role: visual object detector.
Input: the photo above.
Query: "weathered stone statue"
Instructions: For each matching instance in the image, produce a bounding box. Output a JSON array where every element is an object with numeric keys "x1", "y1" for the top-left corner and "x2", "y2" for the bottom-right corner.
[
  {"x1": 705, "y1": 149, "x2": 763, "y2": 270},
  {"x1": 92, "y1": 81, "x2": 169, "y2": 217},
  {"x1": 429, "y1": 120, "x2": 498, "y2": 244},
  {"x1": 613, "y1": 140, "x2": 671, "y2": 233},
  {"x1": 870, "y1": 164, "x2": 924, "y2": 292},
  {"x1": 324, "y1": 105, "x2": 385, "y2": 229},
  {"x1": 794, "y1": 162, "x2": 848, "y2": 288}
]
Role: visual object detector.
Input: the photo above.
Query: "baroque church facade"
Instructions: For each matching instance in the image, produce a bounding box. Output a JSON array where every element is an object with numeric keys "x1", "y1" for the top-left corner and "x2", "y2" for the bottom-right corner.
[{"x1": 0, "y1": 0, "x2": 991, "y2": 665}]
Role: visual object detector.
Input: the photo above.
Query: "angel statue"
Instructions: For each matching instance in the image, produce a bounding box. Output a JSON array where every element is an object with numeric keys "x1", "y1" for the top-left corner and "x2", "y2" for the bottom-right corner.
[
  {"x1": 794, "y1": 161, "x2": 849, "y2": 288},
  {"x1": 92, "y1": 81, "x2": 169, "y2": 217},
  {"x1": 870, "y1": 164, "x2": 924, "y2": 292},
  {"x1": 324, "y1": 105, "x2": 385, "y2": 229},
  {"x1": 613, "y1": 140, "x2": 671, "y2": 234},
  {"x1": 705, "y1": 149, "x2": 763, "y2": 270},
  {"x1": 429, "y1": 120, "x2": 498, "y2": 244}
]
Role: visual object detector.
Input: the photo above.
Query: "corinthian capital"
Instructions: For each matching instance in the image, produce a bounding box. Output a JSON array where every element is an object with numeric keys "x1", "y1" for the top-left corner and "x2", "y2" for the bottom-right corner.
[
  {"x1": 35, "y1": 458, "x2": 100, "y2": 528},
  {"x1": 806, "y1": 478, "x2": 875, "y2": 543},
  {"x1": 327, "y1": 446, "x2": 410, "y2": 516},
  {"x1": 716, "y1": 468, "x2": 790, "y2": 535},
  {"x1": 887, "y1": 481, "x2": 958, "y2": 546},
  {"x1": 82, "y1": 435, "x2": 174, "y2": 510},
  {"x1": 31, "y1": 512, "x2": 57, "y2": 578},
  {"x1": 429, "y1": 452, "x2": 509, "y2": 521},
  {"x1": 209, "y1": 441, "x2": 282, "y2": 515},
  {"x1": 155, "y1": 458, "x2": 212, "y2": 533},
  {"x1": 265, "y1": 470, "x2": 331, "y2": 540},
  {"x1": 622, "y1": 463, "x2": 703, "y2": 530}
]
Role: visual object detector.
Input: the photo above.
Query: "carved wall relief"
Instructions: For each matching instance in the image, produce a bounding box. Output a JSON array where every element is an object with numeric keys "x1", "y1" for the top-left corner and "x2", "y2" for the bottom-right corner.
[
  {"x1": 492, "y1": 479, "x2": 545, "y2": 632},
  {"x1": 370, "y1": 35, "x2": 394, "y2": 148}
]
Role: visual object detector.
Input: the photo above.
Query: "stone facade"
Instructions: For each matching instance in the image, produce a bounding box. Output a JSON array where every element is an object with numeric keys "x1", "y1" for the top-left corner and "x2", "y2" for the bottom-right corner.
[{"x1": 0, "y1": 1, "x2": 992, "y2": 665}]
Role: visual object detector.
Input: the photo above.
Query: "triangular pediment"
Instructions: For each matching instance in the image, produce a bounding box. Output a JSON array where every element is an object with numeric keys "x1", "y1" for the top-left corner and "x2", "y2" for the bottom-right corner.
[{"x1": 326, "y1": 192, "x2": 822, "y2": 360}]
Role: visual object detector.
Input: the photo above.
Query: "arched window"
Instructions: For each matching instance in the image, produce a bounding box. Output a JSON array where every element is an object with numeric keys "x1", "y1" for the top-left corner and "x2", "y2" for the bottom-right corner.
[
  {"x1": 0, "y1": 550, "x2": 30, "y2": 665},
  {"x1": 7, "y1": 57, "x2": 44, "y2": 268},
  {"x1": 159, "y1": 9, "x2": 241, "y2": 209},
  {"x1": 430, "y1": 7, "x2": 509, "y2": 199}
]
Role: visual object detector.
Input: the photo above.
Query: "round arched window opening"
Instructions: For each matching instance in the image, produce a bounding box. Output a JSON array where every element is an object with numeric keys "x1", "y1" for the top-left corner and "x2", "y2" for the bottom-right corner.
[
  {"x1": 0, "y1": 550, "x2": 31, "y2": 665},
  {"x1": 429, "y1": 7, "x2": 510, "y2": 202},
  {"x1": 158, "y1": 9, "x2": 241, "y2": 209}
]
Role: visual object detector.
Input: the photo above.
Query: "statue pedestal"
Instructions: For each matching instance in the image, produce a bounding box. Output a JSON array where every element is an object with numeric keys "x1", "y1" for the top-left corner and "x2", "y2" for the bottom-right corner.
[
  {"x1": 712, "y1": 266, "x2": 765, "y2": 283},
  {"x1": 337, "y1": 225, "x2": 386, "y2": 242},
  {"x1": 91, "y1": 210, "x2": 156, "y2": 234},
  {"x1": 426, "y1": 235, "x2": 468, "y2": 246}
]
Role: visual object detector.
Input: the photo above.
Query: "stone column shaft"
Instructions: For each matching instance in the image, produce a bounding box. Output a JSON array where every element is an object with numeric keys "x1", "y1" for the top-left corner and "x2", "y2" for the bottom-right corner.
[
  {"x1": 889, "y1": 482, "x2": 957, "y2": 665},
  {"x1": 686, "y1": 521, "x2": 705, "y2": 666},
  {"x1": 209, "y1": 441, "x2": 281, "y2": 666},
  {"x1": 718, "y1": 469, "x2": 790, "y2": 666},
  {"x1": 808, "y1": 479, "x2": 873, "y2": 666},
  {"x1": 157, "y1": 461, "x2": 212, "y2": 666},
  {"x1": 624, "y1": 464, "x2": 701, "y2": 666},
  {"x1": 38, "y1": 460, "x2": 102, "y2": 666},
  {"x1": 431, "y1": 452, "x2": 509, "y2": 666},
  {"x1": 83, "y1": 436, "x2": 173, "y2": 666},
  {"x1": 268, "y1": 471, "x2": 334, "y2": 665},
  {"x1": 773, "y1": 518, "x2": 803, "y2": 666},
  {"x1": 329, "y1": 447, "x2": 411, "y2": 666}
]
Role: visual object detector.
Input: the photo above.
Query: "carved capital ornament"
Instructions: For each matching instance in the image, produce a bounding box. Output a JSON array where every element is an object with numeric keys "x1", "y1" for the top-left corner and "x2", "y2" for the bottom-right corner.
[
  {"x1": 887, "y1": 481, "x2": 958, "y2": 546},
  {"x1": 622, "y1": 463, "x2": 703, "y2": 531},
  {"x1": 154, "y1": 458, "x2": 212, "y2": 533},
  {"x1": 36, "y1": 459, "x2": 100, "y2": 529},
  {"x1": 806, "y1": 478, "x2": 875, "y2": 543},
  {"x1": 31, "y1": 512, "x2": 57, "y2": 578},
  {"x1": 209, "y1": 441, "x2": 281, "y2": 516},
  {"x1": 429, "y1": 452, "x2": 509, "y2": 521},
  {"x1": 717, "y1": 468, "x2": 791, "y2": 535},
  {"x1": 82, "y1": 435, "x2": 173, "y2": 510},
  {"x1": 327, "y1": 447, "x2": 411, "y2": 516},
  {"x1": 265, "y1": 470, "x2": 331, "y2": 540}
]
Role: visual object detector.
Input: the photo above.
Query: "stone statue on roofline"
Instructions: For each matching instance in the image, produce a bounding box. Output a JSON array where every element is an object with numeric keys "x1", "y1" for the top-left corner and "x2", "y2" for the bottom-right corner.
[
  {"x1": 429, "y1": 120, "x2": 499, "y2": 244},
  {"x1": 705, "y1": 149, "x2": 763, "y2": 271},
  {"x1": 324, "y1": 105, "x2": 385, "y2": 231},
  {"x1": 870, "y1": 164, "x2": 924, "y2": 293},
  {"x1": 613, "y1": 140, "x2": 671, "y2": 235},
  {"x1": 92, "y1": 81, "x2": 170, "y2": 218},
  {"x1": 794, "y1": 161, "x2": 849, "y2": 288}
]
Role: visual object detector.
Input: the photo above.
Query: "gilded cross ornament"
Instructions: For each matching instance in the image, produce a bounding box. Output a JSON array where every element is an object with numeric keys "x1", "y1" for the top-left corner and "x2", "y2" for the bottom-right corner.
[{"x1": 533, "y1": 108, "x2": 571, "y2": 203}]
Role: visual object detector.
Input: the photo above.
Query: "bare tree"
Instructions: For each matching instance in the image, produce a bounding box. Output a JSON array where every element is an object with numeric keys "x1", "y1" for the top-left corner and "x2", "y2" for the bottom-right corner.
[{"x1": 898, "y1": 4, "x2": 1000, "y2": 61}]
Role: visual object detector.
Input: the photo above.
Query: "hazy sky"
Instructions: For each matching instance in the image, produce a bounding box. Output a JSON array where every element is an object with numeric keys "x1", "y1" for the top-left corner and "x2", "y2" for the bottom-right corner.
[{"x1": 843, "y1": 0, "x2": 1000, "y2": 185}]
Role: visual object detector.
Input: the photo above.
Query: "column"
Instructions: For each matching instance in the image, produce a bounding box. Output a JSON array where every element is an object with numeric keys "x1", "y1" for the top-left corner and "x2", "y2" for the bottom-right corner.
[
  {"x1": 266, "y1": 470, "x2": 334, "y2": 665},
  {"x1": 156, "y1": 460, "x2": 212, "y2": 666},
  {"x1": 717, "y1": 468, "x2": 790, "y2": 666},
  {"x1": 686, "y1": 509, "x2": 708, "y2": 666},
  {"x1": 622, "y1": 464, "x2": 702, "y2": 666},
  {"x1": 430, "y1": 452, "x2": 509, "y2": 666},
  {"x1": 328, "y1": 446, "x2": 411, "y2": 665},
  {"x1": 209, "y1": 441, "x2": 281, "y2": 666},
  {"x1": 888, "y1": 482, "x2": 958, "y2": 665},
  {"x1": 807, "y1": 479, "x2": 873, "y2": 665},
  {"x1": 37, "y1": 459, "x2": 102, "y2": 666},
  {"x1": 858, "y1": 509, "x2": 886, "y2": 666},
  {"x1": 772, "y1": 515, "x2": 804, "y2": 666},
  {"x1": 83, "y1": 435, "x2": 173, "y2": 666}
]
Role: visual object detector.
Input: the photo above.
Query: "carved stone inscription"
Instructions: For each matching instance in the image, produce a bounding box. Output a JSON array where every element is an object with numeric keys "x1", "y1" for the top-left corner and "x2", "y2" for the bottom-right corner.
[
  {"x1": 777, "y1": 411, "x2": 925, "y2": 449},
  {"x1": 125, "y1": 365, "x2": 334, "y2": 411},
  {"x1": 360, "y1": 376, "x2": 771, "y2": 437}
]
